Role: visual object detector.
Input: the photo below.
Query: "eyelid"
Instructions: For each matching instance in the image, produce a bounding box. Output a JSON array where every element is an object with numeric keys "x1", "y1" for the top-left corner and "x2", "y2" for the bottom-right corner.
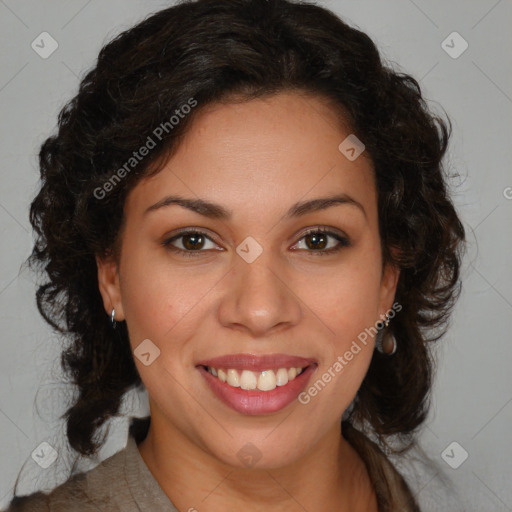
[{"x1": 294, "y1": 225, "x2": 349, "y2": 241}]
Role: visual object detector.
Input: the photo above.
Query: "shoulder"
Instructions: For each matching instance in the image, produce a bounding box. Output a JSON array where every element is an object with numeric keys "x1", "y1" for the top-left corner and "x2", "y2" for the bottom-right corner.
[
  {"x1": 4, "y1": 475, "x2": 93, "y2": 512},
  {"x1": 390, "y1": 447, "x2": 467, "y2": 512},
  {"x1": 3, "y1": 442, "x2": 130, "y2": 512},
  {"x1": 4, "y1": 492, "x2": 50, "y2": 512}
]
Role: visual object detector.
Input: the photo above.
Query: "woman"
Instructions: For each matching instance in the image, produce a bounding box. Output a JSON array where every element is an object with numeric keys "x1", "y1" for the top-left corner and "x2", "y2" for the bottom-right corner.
[{"x1": 5, "y1": 0, "x2": 465, "y2": 510}]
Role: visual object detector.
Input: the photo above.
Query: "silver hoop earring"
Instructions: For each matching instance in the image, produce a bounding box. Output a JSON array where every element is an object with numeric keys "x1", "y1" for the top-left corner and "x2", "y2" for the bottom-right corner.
[
  {"x1": 111, "y1": 308, "x2": 117, "y2": 329},
  {"x1": 375, "y1": 316, "x2": 397, "y2": 355}
]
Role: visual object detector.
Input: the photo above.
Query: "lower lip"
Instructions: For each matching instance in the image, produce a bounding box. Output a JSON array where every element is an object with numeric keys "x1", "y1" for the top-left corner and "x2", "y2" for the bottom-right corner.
[{"x1": 198, "y1": 365, "x2": 317, "y2": 415}]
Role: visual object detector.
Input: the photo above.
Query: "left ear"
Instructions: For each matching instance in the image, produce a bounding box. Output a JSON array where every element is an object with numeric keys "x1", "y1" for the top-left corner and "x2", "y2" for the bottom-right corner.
[
  {"x1": 96, "y1": 254, "x2": 125, "y2": 321},
  {"x1": 379, "y1": 260, "x2": 400, "y2": 315}
]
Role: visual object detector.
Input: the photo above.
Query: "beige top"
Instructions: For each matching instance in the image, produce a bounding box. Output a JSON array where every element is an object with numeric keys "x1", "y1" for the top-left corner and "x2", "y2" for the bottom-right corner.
[
  {"x1": 5, "y1": 432, "x2": 178, "y2": 512},
  {"x1": 3, "y1": 419, "x2": 462, "y2": 511}
]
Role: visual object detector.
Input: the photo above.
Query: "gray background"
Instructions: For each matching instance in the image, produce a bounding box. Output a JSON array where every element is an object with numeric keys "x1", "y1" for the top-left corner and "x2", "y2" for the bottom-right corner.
[{"x1": 0, "y1": 0, "x2": 511, "y2": 510}]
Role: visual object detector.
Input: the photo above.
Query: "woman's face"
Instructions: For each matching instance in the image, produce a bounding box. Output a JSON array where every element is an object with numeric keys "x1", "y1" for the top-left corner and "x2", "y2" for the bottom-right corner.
[{"x1": 98, "y1": 91, "x2": 399, "y2": 469}]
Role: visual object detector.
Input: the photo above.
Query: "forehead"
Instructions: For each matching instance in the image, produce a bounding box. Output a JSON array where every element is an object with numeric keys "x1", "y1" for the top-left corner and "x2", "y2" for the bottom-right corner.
[{"x1": 126, "y1": 91, "x2": 376, "y2": 222}]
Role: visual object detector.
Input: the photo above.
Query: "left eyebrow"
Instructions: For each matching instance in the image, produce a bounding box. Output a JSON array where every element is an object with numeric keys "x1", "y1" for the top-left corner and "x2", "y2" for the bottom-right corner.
[
  {"x1": 283, "y1": 194, "x2": 366, "y2": 220},
  {"x1": 144, "y1": 193, "x2": 366, "y2": 220}
]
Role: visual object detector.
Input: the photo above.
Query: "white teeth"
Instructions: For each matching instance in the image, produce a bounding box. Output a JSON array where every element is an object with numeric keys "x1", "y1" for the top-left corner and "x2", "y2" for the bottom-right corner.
[
  {"x1": 275, "y1": 368, "x2": 289, "y2": 386},
  {"x1": 226, "y1": 369, "x2": 240, "y2": 387},
  {"x1": 258, "y1": 370, "x2": 276, "y2": 391},
  {"x1": 240, "y1": 370, "x2": 258, "y2": 390},
  {"x1": 206, "y1": 366, "x2": 307, "y2": 391}
]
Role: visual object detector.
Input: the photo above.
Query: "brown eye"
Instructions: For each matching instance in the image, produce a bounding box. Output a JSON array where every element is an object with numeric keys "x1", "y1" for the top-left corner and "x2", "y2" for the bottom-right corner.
[
  {"x1": 292, "y1": 228, "x2": 350, "y2": 255},
  {"x1": 162, "y1": 229, "x2": 221, "y2": 257},
  {"x1": 304, "y1": 232, "x2": 328, "y2": 250},
  {"x1": 181, "y1": 233, "x2": 206, "y2": 250}
]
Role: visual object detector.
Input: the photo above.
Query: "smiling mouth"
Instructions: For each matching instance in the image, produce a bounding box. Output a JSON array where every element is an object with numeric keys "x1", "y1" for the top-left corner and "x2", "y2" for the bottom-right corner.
[{"x1": 199, "y1": 365, "x2": 311, "y2": 392}]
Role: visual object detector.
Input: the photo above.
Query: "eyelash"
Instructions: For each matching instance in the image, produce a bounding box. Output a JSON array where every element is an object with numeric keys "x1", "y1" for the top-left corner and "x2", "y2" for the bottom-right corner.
[{"x1": 162, "y1": 227, "x2": 351, "y2": 258}]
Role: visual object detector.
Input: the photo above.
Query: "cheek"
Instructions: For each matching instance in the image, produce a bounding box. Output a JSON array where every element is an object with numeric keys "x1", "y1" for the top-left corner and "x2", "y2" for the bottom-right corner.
[
  {"x1": 120, "y1": 267, "x2": 176, "y2": 343},
  {"x1": 118, "y1": 246, "x2": 220, "y2": 358},
  {"x1": 117, "y1": 247, "x2": 173, "y2": 355},
  {"x1": 118, "y1": 258, "x2": 203, "y2": 399},
  {"x1": 312, "y1": 256, "x2": 383, "y2": 339},
  {"x1": 300, "y1": 268, "x2": 379, "y2": 418},
  {"x1": 301, "y1": 245, "x2": 382, "y2": 395}
]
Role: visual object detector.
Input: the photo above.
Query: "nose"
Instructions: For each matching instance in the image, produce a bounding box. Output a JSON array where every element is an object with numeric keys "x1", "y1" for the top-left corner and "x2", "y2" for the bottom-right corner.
[{"x1": 217, "y1": 250, "x2": 302, "y2": 338}]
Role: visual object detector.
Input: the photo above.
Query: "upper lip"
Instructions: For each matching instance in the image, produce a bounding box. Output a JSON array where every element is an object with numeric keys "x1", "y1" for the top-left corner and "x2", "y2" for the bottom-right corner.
[{"x1": 196, "y1": 353, "x2": 317, "y2": 372}]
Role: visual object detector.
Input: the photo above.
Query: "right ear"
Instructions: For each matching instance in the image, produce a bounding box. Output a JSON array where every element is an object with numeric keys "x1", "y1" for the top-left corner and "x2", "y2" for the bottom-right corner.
[{"x1": 96, "y1": 254, "x2": 125, "y2": 321}]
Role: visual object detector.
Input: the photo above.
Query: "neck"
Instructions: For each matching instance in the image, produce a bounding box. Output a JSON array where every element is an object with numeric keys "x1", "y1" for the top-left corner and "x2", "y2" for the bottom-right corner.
[{"x1": 137, "y1": 412, "x2": 377, "y2": 512}]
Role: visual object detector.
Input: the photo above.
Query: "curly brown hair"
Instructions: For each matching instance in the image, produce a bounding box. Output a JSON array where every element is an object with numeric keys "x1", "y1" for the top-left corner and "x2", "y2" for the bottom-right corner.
[{"x1": 26, "y1": 0, "x2": 463, "y2": 471}]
